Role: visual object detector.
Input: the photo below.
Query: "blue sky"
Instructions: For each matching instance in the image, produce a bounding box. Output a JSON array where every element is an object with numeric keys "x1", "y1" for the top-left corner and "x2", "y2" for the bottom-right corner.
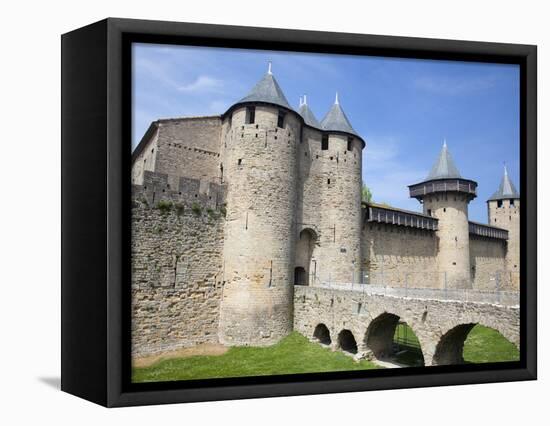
[{"x1": 132, "y1": 43, "x2": 520, "y2": 223}]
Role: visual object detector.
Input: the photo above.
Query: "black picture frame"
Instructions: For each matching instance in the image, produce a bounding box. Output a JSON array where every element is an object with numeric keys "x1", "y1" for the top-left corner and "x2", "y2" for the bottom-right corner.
[{"x1": 61, "y1": 17, "x2": 537, "y2": 407}]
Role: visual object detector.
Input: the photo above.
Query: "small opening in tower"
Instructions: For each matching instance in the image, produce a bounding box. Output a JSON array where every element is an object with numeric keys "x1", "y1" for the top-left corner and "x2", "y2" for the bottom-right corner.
[
  {"x1": 510, "y1": 199, "x2": 515, "y2": 206},
  {"x1": 443, "y1": 208, "x2": 446, "y2": 212},
  {"x1": 245, "y1": 106, "x2": 255, "y2": 124},
  {"x1": 497, "y1": 200, "x2": 503, "y2": 208},
  {"x1": 347, "y1": 137, "x2": 353, "y2": 151},
  {"x1": 238, "y1": 159, "x2": 242, "y2": 166},
  {"x1": 277, "y1": 110, "x2": 286, "y2": 128},
  {"x1": 322, "y1": 135, "x2": 329, "y2": 150},
  {"x1": 327, "y1": 178, "x2": 331, "y2": 185},
  {"x1": 427, "y1": 209, "x2": 432, "y2": 216}
]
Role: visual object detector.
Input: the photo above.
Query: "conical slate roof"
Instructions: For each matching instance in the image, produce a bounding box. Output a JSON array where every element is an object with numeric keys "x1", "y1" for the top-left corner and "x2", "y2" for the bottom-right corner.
[
  {"x1": 320, "y1": 93, "x2": 360, "y2": 138},
  {"x1": 237, "y1": 62, "x2": 292, "y2": 110},
  {"x1": 298, "y1": 95, "x2": 322, "y2": 129},
  {"x1": 426, "y1": 141, "x2": 462, "y2": 180},
  {"x1": 488, "y1": 166, "x2": 519, "y2": 201}
]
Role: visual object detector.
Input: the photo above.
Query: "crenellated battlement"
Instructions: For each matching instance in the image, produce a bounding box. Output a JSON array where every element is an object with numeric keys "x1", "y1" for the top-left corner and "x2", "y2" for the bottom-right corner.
[{"x1": 132, "y1": 170, "x2": 227, "y2": 212}]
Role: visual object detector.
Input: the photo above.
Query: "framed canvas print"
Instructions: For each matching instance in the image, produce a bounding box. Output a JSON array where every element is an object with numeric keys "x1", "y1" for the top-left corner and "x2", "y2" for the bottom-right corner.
[{"x1": 61, "y1": 18, "x2": 537, "y2": 407}]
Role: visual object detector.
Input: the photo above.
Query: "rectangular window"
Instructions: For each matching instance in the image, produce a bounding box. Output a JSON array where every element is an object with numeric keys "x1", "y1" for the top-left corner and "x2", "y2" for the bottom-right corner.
[
  {"x1": 245, "y1": 106, "x2": 255, "y2": 124},
  {"x1": 321, "y1": 135, "x2": 329, "y2": 150},
  {"x1": 497, "y1": 200, "x2": 503, "y2": 208},
  {"x1": 510, "y1": 199, "x2": 515, "y2": 206},
  {"x1": 277, "y1": 111, "x2": 285, "y2": 128},
  {"x1": 347, "y1": 137, "x2": 353, "y2": 151}
]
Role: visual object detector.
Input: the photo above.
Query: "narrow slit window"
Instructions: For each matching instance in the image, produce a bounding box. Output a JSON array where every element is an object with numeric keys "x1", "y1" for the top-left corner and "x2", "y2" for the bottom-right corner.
[
  {"x1": 245, "y1": 106, "x2": 255, "y2": 124},
  {"x1": 277, "y1": 111, "x2": 285, "y2": 128},
  {"x1": 321, "y1": 135, "x2": 329, "y2": 150},
  {"x1": 347, "y1": 137, "x2": 353, "y2": 152}
]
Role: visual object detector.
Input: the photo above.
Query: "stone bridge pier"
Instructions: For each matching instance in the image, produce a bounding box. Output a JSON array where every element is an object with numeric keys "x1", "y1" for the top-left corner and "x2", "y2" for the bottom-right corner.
[{"x1": 293, "y1": 286, "x2": 520, "y2": 366}]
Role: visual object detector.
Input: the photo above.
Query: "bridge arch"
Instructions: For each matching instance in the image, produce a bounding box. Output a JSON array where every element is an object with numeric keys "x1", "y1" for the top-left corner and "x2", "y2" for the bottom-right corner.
[
  {"x1": 432, "y1": 323, "x2": 519, "y2": 365},
  {"x1": 337, "y1": 329, "x2": 358, "y2": 354},
  {"x1": 364, "y1": 313, "x2": 400, "y2": 359},
  {"x1": 313, "y1": 323, "x2": 331, "y2": 345},
  {"x1": 364, "y1": 312, "x2": 425, "y2": 366}
]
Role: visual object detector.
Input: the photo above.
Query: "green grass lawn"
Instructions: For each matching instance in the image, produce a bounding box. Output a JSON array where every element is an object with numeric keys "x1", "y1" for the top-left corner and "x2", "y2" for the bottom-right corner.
[
  {"x1": 392, "y1": 323, "x2": 519, "y2": 366},
  {"x1": 463, "y1": 324, "x2": 520, "y2": 363},
  {"x1": 132, "y1": 332, "x2": 379, "y2": 383},
  {"x1": 133, "y1": 324, "x2": 520, "y2": 382}
]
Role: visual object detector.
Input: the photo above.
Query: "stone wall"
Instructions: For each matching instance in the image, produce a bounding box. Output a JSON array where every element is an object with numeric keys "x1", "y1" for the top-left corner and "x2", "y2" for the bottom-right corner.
[
  {"x1": 133, "y1": 170, "x2": 226, "y2": 212},
  {"x1": 362, "y1": 222, "x2": 439, "y2": 288},
  {"x1": 469, "y1": 236, "x2": 507, "y2": 290},
  {"x1": 132, "y1": 126, "x2": 159, "y2": 185},
  {"x1": 154, "y1": 116, "x2": 222, "y2": 184},
  {"x1": 131, "y1": 198, "x2": 225, "y2": 358},
  {"x1": 293, "y1": 286, "x2": 519, "y2": 366}
]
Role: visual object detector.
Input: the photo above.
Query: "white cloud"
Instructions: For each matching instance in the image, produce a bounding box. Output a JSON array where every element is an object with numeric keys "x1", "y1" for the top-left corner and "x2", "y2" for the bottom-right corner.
[
  {"x1": 177, "y1": 76, "x2": 225, "y2": 94},
  {"x1": 414, "y1": 75, "x2": 497, "y2": 95}
]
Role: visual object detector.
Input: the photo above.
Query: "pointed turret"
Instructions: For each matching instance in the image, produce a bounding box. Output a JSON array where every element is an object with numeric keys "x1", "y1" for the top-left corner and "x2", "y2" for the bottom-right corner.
[
  {"x1": 488, "y1": 165, "x2": 519, "y2": 201},
  {"x1": 320, "y1": 92, "x2": 360, "y2": 138},
  {"x1": 298, "y1": 95, "x2": 322, "y2": 129},
  {"x1": 408, "y1": 140, "x2": 478, "y2": 289},
  {"x1": 426, "y1": 140, "x2": 462, "y2": 180},
  {"x1": 409, "y1": 140, "x2": 477, "y2": 202},
  {"x1": 235, "y1": 62, "x2": 292, "y2": 110}
]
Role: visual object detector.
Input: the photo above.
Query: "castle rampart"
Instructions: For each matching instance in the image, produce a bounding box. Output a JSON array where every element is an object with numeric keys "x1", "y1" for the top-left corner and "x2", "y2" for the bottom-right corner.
[
  {"x1": 130, "y1": 63, "x2": 520, "y2": 355},
  {"x1": 131, "y1": 198, "x2": 225, "y2": 357}
]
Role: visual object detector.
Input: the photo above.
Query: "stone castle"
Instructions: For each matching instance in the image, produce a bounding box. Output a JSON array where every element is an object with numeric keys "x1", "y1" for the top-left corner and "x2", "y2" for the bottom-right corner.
[{"x1": 131, "y1": 63, "x2": 520, "y2": 360}]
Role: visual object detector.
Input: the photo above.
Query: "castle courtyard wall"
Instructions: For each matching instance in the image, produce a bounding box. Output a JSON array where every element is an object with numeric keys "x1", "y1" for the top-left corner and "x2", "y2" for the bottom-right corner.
[
  {"x1": 469, "y1": 237, "x2": 508, "y2": 290},
  {"x1": 362, "y1": 223, "x2": 439, "y2": 288}
]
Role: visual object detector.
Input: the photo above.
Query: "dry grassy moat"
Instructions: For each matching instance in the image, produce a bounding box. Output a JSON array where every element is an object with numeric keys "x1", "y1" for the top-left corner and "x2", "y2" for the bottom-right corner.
[{"x1": 132, "y1": 325, "x2": 519, "y2": 383}]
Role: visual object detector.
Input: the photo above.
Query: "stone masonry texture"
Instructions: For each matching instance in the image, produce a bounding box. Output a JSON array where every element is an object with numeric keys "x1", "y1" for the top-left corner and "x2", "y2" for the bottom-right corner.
[{"x1": 130, "y1": 98, "x2": 520, "y2": 359}]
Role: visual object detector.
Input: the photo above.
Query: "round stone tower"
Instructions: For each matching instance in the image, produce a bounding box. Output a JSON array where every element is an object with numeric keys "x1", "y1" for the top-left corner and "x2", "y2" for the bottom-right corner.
[
  {"x1": 409, "y1": 141, "x2": 477, "y2": 289},
  {"x1": 487, "y1": 165, "x2": 520, "y2": 288},
  {"x1": 218, "y1": 64, "x2": 300, "y2": 346},
  {"x1": 314, "y1": 93, "x2": 365, "y2": 284}
]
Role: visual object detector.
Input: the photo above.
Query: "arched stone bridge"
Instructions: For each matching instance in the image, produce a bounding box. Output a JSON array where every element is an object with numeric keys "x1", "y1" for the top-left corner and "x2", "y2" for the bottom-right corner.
[{"x1": 293, "y1": 286, "x2": 520, "y2": 366}]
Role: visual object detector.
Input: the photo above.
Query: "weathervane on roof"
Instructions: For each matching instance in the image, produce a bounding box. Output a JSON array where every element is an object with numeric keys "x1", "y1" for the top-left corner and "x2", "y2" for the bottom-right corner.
[
  {"x1": 303, "y1": 94, "x2": 308, "y2": 105},
  {"x1": 335, "y1": 91, "x2": 339, "y2": 105},
  {"x1": 267, "y1": 61, "x2": 273, "y2": 75}
]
